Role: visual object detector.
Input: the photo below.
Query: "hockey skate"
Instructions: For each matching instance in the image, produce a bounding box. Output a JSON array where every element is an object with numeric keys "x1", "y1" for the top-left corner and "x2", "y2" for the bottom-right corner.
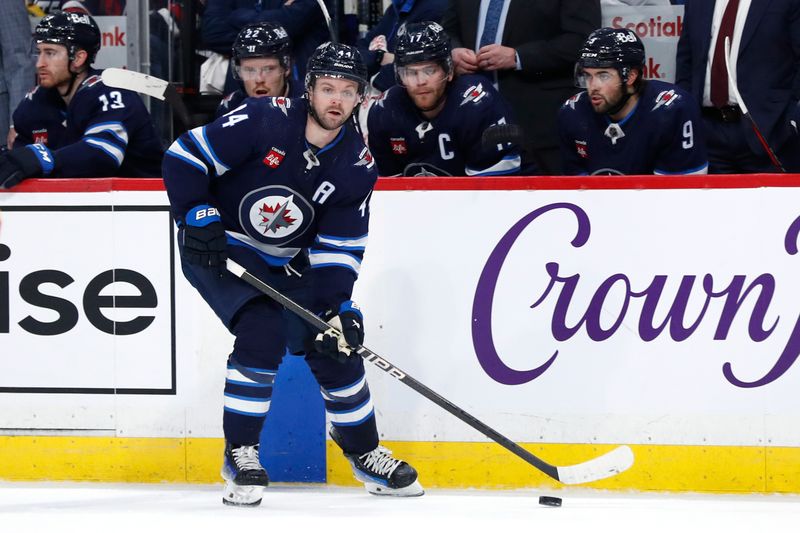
[
  {"x1": 330, "y1": 427, "x2": 424, "y2": 497},
  {"x1": 221, "y1": 442, "x2": 270, "y2": 506}
]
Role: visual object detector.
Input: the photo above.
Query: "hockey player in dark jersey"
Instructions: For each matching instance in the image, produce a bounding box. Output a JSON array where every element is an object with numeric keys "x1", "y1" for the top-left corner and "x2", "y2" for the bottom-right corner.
[
  {"x1": 367, "y1": 21, "x2": 530, "y2": 177},
  {"x1": 558, "y1": 27, "x2": 708, "y2": 176},
  {"x1": 214, "y1": 21, "x2": 304, "y2": 119},
  {"x1": 0, "y1": 11, "x2": 163, "y2": 189},
  {"x1": 162, "y1": 42, "x2": 423, "y2": 506}
]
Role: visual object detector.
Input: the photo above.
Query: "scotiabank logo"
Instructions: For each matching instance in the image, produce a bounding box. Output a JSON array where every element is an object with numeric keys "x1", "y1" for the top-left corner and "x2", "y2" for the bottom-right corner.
[{"x1": 0, "y1": 244, "x2": 156, "y2": 336}]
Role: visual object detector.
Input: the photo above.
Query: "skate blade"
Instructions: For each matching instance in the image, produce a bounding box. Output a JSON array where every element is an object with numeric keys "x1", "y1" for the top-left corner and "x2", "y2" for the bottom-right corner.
[
  {"x1": 364, "y1": 479, "x2": 425, "y2": 497},
  {"x1": 222, "y1": 481, "x2": 264, "y2": 507}
]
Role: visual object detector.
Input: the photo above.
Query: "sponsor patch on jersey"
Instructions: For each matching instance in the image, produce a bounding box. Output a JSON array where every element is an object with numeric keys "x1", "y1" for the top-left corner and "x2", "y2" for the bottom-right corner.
[
  {"x1": 390, "y1": 137, "x2": 407, "y2": 155},
  {"x1": 84, "y1": 75, "x2": 102, "y2": 88},
  {"x1": 271, "y1": 96, "x2": 291, "y2": 116},
  {"x1": 32, "y1": 128, "x2": 48, "y2": 145},
  {"x1": 355, "y1": 146, "x2": 375, "y2": 168},
  {"x1": 263, "y1": 147, "x2": 286, "y2": 169},
  {"x1": 460, "y1": 83, "x2": 487, "y2": 105},
  {"x1": 240, "y1": 185, "x2": 314, "y2": 245},
  {"x1": 575, "y1": 139, "x2": 588, "y2": 159},
  {"x1": 652, "y1": 90, "x2": 680, "y2": 111}
]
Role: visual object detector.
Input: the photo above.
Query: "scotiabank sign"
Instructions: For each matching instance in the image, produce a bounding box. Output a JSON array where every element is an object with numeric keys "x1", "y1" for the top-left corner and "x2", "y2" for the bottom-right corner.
[{"x1": 0, "y1": 203, "x2": 175, "y2": 394}]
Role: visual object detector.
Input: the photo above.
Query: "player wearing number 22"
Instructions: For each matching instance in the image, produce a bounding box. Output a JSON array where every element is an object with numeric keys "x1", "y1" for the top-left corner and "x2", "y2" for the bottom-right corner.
[
  {"x1": 0, "y1": 11, "x2": 163, "y2": 189},
  {"x1": 558, "y1": 28, "x2": 708, "y2": 176},
  {"x1": 162, "y1": 42, "x2": 423, "y2": 507}
]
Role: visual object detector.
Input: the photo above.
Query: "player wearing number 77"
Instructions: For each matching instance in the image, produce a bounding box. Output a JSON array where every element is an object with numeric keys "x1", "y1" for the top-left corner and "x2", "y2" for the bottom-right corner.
[
  {"x1": 0, "y1": 12, "x2": 163, "y2": 189},
  {"x1": 557, "y1": 28, "x2": 708, "y2": 176}
]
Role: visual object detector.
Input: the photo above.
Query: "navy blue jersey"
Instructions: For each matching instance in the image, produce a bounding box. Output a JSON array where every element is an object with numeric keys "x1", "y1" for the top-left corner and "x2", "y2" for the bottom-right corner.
[
  {"x1": 367, "y1": 74, "x2": 528, "y2": 177},
  {"x1": 163, "y1": 97, "x2": 377, "y2": 313},
  {"x1": 11, "y1": 70, "x2": 163, "y2": 177},
  {"x1": 557, "y1": 80, "x2": 708, "y2": 175},
  {"x1": 215, "y1": 80, "x2": 304, "y2": 119}
]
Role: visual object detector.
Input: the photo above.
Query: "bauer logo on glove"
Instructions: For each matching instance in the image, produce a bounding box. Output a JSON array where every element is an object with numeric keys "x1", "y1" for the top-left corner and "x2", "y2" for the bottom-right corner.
[{"x1": 315, "y1": 300, "x2": 364, "y2": 362}]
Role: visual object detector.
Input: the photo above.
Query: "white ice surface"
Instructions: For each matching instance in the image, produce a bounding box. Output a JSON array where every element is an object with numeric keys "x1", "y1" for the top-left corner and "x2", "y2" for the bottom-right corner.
[{"x1": 0, "y1": 483, "x2": 797, "y2": 533}]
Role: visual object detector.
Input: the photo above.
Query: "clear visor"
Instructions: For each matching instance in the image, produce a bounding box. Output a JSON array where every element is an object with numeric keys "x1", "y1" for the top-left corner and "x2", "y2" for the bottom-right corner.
[
  {"x1": 234, "y1": 63, "x2": 284, "y2": 81},
  {"x1": 574, "y1": 64, "x2": 620, "y2": 89},
  {"x1": 396, "y1": 64, "x2": 448, "y2": 86},
  {"x1": 30, "y1": 40, "x2": 69, "y2": 62}
]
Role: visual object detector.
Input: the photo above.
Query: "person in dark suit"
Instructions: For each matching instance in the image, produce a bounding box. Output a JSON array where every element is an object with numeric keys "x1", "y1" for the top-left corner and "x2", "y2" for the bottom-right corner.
[
  {"x1": 442, "y1": 0, "x2": 601, "y2": 175},
  {"x1": 676, "y1": 0, "x2": 800, "y2": 173}
]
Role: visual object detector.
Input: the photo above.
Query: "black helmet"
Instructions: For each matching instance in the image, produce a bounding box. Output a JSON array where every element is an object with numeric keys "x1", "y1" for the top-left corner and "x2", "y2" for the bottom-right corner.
[
  {"x1": 305, "y1": 42, "x2": 368, "y2": 97},
  {"x1": 232, "y1": 22, "x2": 291, "y2": 74},
  {"x1": 394, "y1": 21, "x2": 452, "y2": 73},
  {"x1": 34, "y1": 11, "x2": 101, "y2": 65},
  {"x1": 575, "y1": 27, "x2": 645, "y2": 86}
]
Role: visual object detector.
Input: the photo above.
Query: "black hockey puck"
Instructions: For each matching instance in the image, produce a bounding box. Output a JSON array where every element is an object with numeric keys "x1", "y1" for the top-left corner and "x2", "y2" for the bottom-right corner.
[{"x1": 538, "y1": 495, "x2": 562, "y2": 507}]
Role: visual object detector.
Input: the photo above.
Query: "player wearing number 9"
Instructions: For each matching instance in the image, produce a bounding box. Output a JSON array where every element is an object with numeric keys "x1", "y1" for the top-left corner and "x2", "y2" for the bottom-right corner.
[
  {"x1": 0, "y1": 11, "x2": 163, "y2": 189},
  {"x1": 557, "y1": 27, "x2": 708, "y2": 176}
]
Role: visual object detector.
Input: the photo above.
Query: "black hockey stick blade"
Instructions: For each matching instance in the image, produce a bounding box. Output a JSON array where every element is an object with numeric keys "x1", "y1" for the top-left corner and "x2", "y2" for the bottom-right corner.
[
  {"x1": 225, "y1": 258, "x2": 634, "y2": 484},
  {"x1": 101, "y1": 68, "x2": 193, "y2": 129},
  {"x1": 723, "y1": 38, "x2": 785, "y2": 172},
  {"x1": 482, "y1": 124, "x2": 525, "y2": 150}
]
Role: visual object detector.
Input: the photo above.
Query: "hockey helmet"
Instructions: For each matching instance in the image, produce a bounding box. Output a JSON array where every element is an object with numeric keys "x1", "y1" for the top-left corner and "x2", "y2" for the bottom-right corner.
[
  {"x1": 34, "y1": 11, "x2": 101, "y2": 65},
  {"x1": 575, "y1": 27, "x2": 645, "y2": 86},
  {"x1": 232, "y1": 22, "x2": 291, "y2": 75},
  {"x1": 305, "y1": 42, "x2": 368, "y2": 98},
  {"x1": 394, "y1": 21, "x2": 453, "y2": 85}
]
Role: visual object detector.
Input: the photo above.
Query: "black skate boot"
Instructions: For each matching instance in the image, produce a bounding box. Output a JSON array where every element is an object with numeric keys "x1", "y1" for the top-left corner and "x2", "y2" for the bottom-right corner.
[
  {"x1": 330, "y1": 427, "x2": 424, "y2": 497},
  {"x1": 221, "y1": 442, "x2": 270, "y2": 506}
]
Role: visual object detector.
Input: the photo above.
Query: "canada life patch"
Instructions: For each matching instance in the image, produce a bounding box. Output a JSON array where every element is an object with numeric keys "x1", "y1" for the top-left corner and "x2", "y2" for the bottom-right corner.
[
  {"x1": 390, "y1": 137, "x2": 407, "y2": 155},
  {"x1": 263, "y1": 147, "x2": 286, "y2": 169},
  {"x1": 32, "y1": 129, "x2": 48, "y2": 145},
  {"x1": 575, "y1": 140, "x2": 588, "y2": 159},
  {"x1": 461, "y1": 83, "x2": 486, "y2": 105}
]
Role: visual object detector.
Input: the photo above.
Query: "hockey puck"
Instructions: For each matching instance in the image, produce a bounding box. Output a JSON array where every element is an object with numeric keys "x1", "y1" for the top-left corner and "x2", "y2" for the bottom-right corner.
[{"x1": 538, "y1": 495, "x2": 562, "y2": 507}]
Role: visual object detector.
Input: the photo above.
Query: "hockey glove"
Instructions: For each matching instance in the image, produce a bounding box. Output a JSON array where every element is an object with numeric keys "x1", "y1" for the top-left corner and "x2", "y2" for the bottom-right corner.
[
  {"x1": 0, "y1": 144, "x2": 52, "y2": 189},
  {"x1": 315, "y1": 300, "x2": 364, "y2": 363},
  {"x1": 179, "y1": 205, "x2": 228, "y2": 272}
]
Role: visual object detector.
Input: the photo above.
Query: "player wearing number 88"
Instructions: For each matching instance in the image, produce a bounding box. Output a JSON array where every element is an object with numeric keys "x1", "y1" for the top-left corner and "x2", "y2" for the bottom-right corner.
[
  {"x1": 557, "y1": 27, "x2": 708, "y2": 176},
  {"x1": 0, "y1": 11, "x2": 163, "y2": 189}
]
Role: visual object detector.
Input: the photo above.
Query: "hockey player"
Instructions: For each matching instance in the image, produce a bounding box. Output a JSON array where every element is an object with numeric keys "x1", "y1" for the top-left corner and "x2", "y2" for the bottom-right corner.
[
  {"x1": 0, "y1": 11, "x2": 163, "y2": 189},
  {"x1": 162, "y1": 42, "x2": 424, "y2": 506},
  {"x1": 558, "y1": 27, "x2": 708, "y2": 176},
  {"x1": 367, "y1": 21, "x2": 531, "y2": 177},
  {"x1": 215, "y1": 21, "x2": 304, "y2": 119}
]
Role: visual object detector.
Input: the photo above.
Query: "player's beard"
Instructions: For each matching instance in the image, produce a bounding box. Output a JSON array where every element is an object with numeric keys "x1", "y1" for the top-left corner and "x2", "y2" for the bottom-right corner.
[
  {"x1": 310, "y1": 102, "x2": 351, "y2": 131},
  {"x1": 38, "y1": 67, "x2": 72, "y2": 90},
  {"x1": 408, "y1": 81, "x2": 447, "y2": 114},
  {"x1": 590, "y1": 84, "x2": 628, "y2": 115}
]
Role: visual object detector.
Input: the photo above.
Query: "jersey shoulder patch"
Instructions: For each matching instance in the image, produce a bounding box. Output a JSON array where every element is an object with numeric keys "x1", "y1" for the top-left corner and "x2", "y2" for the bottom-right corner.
[{"x1": 562, "y1": 91, "x2": 585, "y2": 110}]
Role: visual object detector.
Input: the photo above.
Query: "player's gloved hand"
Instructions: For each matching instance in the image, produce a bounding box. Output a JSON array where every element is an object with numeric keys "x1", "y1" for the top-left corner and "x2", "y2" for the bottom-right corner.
[
  {"x1": 179, "y1": 204, "x2": 228, "y2": 272},
  {"x1": 315, "y1": 300, "x2": 364, "y2": 363},
  {"x1": 0, "y1": 144, "x2": 52, "y2": 189}
]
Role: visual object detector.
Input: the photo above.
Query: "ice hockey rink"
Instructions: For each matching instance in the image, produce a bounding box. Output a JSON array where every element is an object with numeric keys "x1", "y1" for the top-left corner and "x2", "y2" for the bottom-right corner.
[{"x1": 0, "y1": 483, "x2": 797, "y2": 533}]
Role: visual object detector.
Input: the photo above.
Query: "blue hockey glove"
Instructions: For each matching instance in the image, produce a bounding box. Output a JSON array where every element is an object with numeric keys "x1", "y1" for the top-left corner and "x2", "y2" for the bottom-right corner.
[
  {"x1": 0, "y1": 144, "x2": 52, "y2": 189},
  {"x1": 315, "y1": 301, "x2": 364, "y2": 363},
  {"x1": 179, "y1": 205, "x2": 228, "y2": 272}
]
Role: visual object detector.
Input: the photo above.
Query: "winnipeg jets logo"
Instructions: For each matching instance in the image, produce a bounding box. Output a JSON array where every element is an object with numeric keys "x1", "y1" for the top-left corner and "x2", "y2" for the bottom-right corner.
[
  {"x1": 240, "y1": 185, "x2": 314, "y2": 245},
  {"x1": 257, "y1": 195, "x2": 298, "y2": 235},
  {"x1": 652, "y1": 90, "x2": 680, "y2": 111},
  {"x1": 415, "y1": 121, "x2": 433, "y2": 139},
  {"x1": 461, "y1": 84, "x2": 486, "y2": 105},
  {"x1": 564, "y1": 93, "x2": 583, "y2": 110},
  {"x1": 355, "y1": 146, "x2": 375, "y2": 168},
  {"x1": 604, "y1": 123, "x2": 625, "y2": 145},
  {"x1": 271, "y1": 96, "x2": 291, "y2": 116}
]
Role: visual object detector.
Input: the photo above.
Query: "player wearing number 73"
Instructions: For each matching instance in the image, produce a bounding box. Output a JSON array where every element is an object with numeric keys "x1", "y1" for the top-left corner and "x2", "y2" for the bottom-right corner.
[
  {"x1": 557, "y1": 28, "x2": 708, "y2": 176},
  {"x1": 0, "y1": 12, "x2": 163, "y2": 189}
]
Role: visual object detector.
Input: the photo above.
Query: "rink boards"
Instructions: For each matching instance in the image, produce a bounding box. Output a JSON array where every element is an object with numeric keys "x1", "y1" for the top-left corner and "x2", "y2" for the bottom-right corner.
[{"x1": 2, "y1": 175, "x2": 800, "y2": 492}]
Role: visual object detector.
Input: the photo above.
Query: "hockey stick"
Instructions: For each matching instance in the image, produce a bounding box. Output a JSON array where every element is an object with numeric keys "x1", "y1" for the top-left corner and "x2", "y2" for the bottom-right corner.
[
  {"x1": 314, "y1": 0, "x2": 338, "y2": 43},
  {"x1": 101, "y1": 68, "x2": 192, "y2": 129},
  {"x1": 481, "y1": 124, "x2": 525, "y2": 151},
  {"x1": 225, "y1": 258, "x2": 634, "y2": 484},
  {"x1": 723, "y1": 37, "x2": 786, "y2": 172}
]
